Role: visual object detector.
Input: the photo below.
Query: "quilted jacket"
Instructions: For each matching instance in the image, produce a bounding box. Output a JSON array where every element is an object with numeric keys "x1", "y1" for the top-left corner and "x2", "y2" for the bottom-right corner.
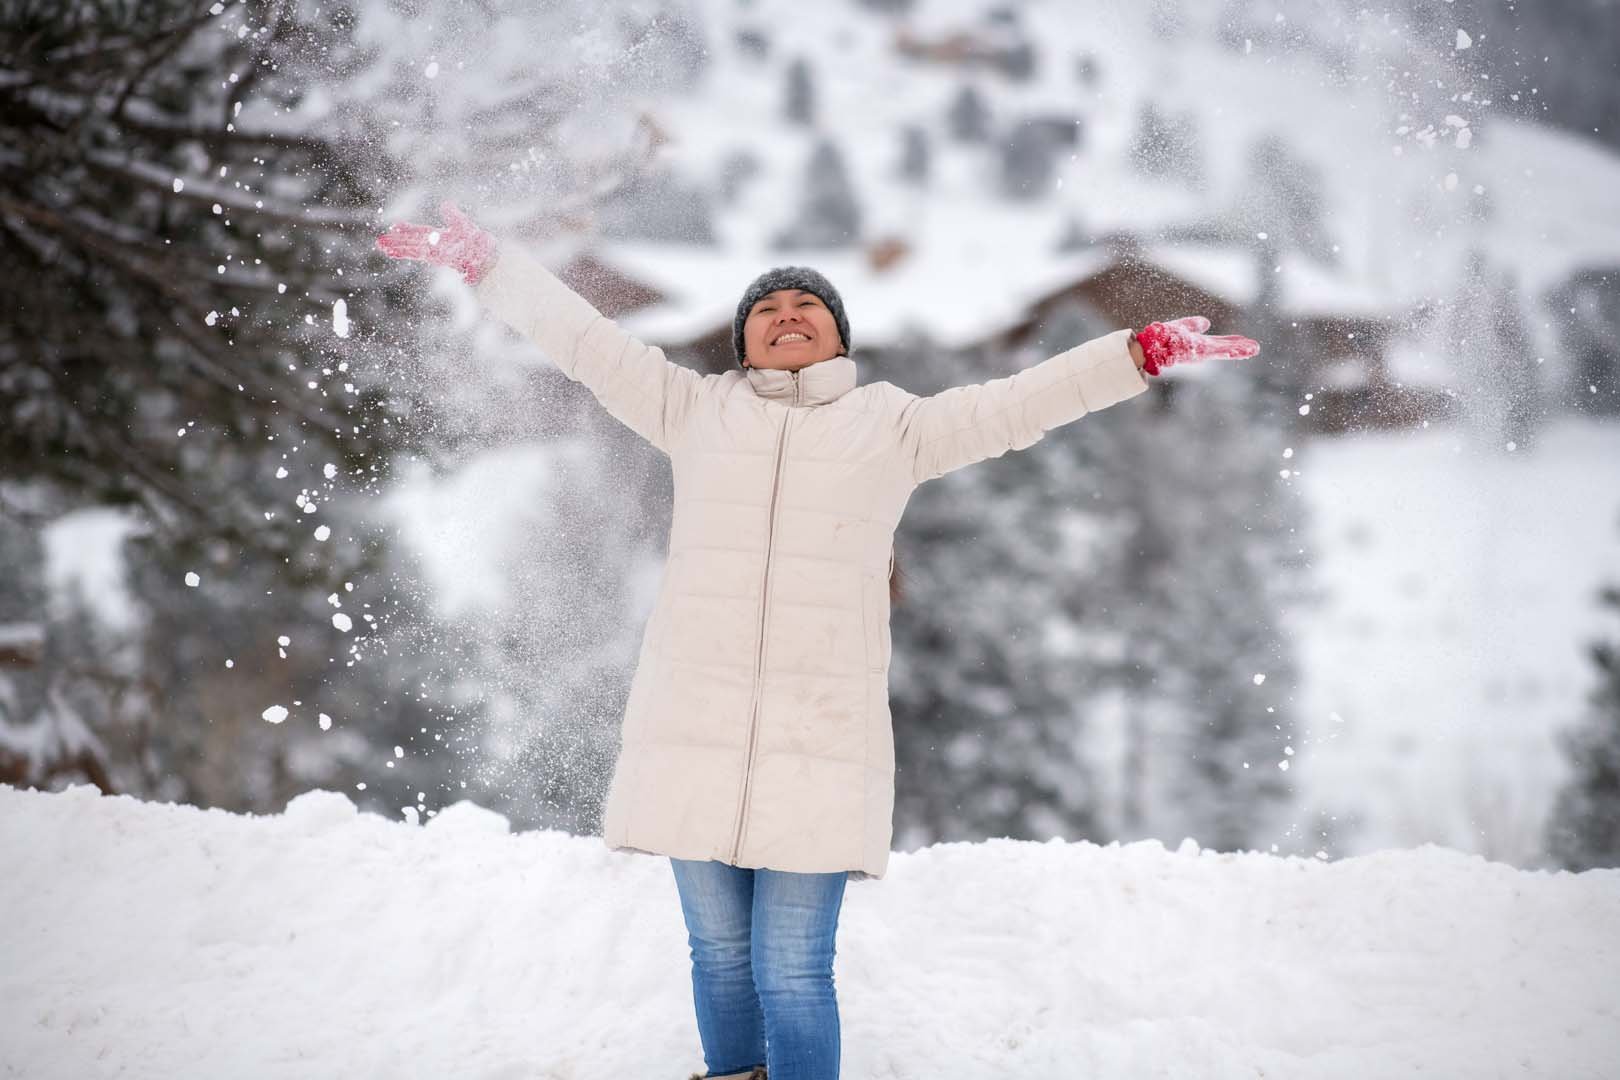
[{"x1": 474, "y1": 242, "x2": 1152, "y2": 881}]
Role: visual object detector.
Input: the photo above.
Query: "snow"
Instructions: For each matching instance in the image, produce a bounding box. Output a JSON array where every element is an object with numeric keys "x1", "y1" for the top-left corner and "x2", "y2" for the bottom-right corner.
[
  {"x1": 183, "y1": 571, "x2": 199, "y2": 587},
  {"x1": 41, "y1": 508, "x2": 143, "y2": 635},
  {"x1": 1290, "y1": 416, "x2": 1620, "y2": 865},
  {"x1": 0, "y1": 783, "x2": 1614, "y2": 1078},
  {"x1": 384, "y1": 441, "x2": 575, "y2": 618},
  {"x1": 260, "y1": 705, "x2": 288, "y2": 724},
  {"x1": 331, "y1": 612, "x2": 352, "y2": 633}
]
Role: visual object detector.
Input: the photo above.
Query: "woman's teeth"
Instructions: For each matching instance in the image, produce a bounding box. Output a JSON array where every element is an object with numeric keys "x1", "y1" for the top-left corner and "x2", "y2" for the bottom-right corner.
[{"x1": 775, "y1": 333, "x2": 809, "y2": 344}]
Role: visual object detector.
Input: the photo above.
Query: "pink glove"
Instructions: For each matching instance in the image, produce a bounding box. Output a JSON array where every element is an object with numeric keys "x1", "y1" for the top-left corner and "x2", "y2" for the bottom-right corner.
[
  {"x1": 375, "y1": 199, "x2": 498, "y2": 286},
  {"x1": 1135, "y1": 316, "x2": 1260, "y2": 376}
]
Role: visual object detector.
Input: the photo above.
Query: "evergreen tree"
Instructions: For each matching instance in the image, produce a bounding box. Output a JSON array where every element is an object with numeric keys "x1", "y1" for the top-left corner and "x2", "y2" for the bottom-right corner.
[
  {"x1": 1545, "y1": 576, "x2": 1620, "y2": 871},
  {"x1": 0, "y1": 0, "x2": 685, "y2": 828},
  {"x1": 886, "y1": 336, "x2": 1110, "y2": 847},
  {"x1": 0, "y1": 0, "x2": 414, "y2": 557},
  {"x1": 998, "y1": 120, "x2": 1057, "y2": 201},
  {"x1": 1447, "y1": 250, "x2": 1545, "y2": 453},
  {"x1": 884, "y1": 302, "x2": 1305, "y2": 854},
  {"x1": 1046, "y1": 302, "x2": 1304, "y2": 850},
  {"x1": 784, "y1": 56, "x2": 814, "y2": 126},
  {"x1": 898, "y1": 125, "x2": 931, "y2": 187},
  {"x1": 1130, "y1": 102, "x2": 1205, "y2": 189},
  {"x1": 947, "y1": 83, "x2": 991, "y2": 143},
  {"x1": 719, "y1": 149, "x2": 762, "y2": 204},
  {"x1": 1237, "y1": 134, "x2": 1328, "y2": 260},
  {"x1": 596, "y1": 169, "x2": 715, "y2": 244},
  {"x1": 772, "y1": 138, "x2": 862, "y2": 250},
  {"x1": 1548, "y1": 268, "x2": 1620, "y2": 418}
]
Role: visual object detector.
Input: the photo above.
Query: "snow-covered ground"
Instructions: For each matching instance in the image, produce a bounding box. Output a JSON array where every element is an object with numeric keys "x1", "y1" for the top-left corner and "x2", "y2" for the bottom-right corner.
[
  {"x1": 1290, "y1": 416, "x2": 1620, "y2": 866},
  {"x1": 2, "y1": 782, "x2": 1616, "y2": 1079}
]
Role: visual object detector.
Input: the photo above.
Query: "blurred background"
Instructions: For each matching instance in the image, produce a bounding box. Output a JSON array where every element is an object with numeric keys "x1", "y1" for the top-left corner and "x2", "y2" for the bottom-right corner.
[{"x1": 2, "y1": 0, "x2": 1617, "y2": 872}]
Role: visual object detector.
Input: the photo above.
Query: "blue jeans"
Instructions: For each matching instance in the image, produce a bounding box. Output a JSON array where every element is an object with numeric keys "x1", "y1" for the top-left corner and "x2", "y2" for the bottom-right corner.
[{"x1": 670, "y1": 857, "x2": 848, "y2": 1080}]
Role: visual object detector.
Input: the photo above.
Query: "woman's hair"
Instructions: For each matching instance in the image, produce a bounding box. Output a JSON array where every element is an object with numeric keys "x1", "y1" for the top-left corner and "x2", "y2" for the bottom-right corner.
[{"x1": 889, "y1": 547, "x2": 904, "y2": 607}]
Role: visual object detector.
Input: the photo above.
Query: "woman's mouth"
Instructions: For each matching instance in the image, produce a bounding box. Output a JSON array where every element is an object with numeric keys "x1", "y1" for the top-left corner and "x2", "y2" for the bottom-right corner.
[{"x1": 773, "y1": 332, "x2": 811, "y2": 346}]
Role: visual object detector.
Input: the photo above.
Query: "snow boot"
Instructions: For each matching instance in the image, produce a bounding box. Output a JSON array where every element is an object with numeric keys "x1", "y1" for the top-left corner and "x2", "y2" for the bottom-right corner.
[{"x1": 688, "y1": 1069, "x2": 766, "y2": 1080}]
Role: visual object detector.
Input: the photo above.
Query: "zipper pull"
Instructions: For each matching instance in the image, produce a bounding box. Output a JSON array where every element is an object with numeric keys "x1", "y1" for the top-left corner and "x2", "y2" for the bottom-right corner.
[{"x1": 792, "y1": 369, "x2": 801, "y2": 406}]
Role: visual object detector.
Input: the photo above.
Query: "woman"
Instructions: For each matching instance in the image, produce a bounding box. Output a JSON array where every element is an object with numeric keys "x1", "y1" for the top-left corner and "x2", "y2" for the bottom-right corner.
[{"x1": 378, "y1": 201, "x2": 1258, "y2": 1080}]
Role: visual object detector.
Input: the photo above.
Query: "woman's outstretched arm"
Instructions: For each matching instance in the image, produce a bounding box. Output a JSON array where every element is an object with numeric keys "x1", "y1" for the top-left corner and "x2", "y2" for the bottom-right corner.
[
  {"x1": 897, "y1": 319, "x2": 1258, "y2": 484},
  {"x1": 377, "y1": 201, "x2": 708, "y2": 456}
]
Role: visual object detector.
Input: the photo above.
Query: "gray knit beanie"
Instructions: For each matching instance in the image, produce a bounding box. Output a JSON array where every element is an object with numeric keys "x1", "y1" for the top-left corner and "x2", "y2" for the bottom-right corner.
[{"x1": 732, "y1": 266, "x2": 851, "y2": 367}]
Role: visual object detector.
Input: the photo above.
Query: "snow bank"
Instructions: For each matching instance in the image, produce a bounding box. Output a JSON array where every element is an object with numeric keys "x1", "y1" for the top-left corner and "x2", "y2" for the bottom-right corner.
[{"x1": 1, "y1": 783, "x2": 1615, "y2": 1079}]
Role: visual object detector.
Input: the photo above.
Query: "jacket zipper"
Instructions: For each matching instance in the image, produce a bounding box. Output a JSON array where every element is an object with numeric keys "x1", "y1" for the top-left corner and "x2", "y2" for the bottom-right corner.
[{"x1": 730, "y1": 372, "x2": 799, "y2": 863}]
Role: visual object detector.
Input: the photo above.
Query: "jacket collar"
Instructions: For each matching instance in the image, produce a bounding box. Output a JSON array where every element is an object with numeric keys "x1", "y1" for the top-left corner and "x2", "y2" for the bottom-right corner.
[{"x1": 744, "y1": 354, "x2": 858, "y2": 407}]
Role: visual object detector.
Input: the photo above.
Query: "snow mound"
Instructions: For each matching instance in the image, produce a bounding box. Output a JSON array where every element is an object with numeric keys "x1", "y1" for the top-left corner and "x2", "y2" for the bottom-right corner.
[
  {"x1": 1, "y1": 783, "x2": 1615, "y2": 1079},
  {"x1": 424, "y1": 798, "x2": 512, "y2": 836},
  {"x1": 279, "y1": 788, "x2": 360, "y2": 834}
]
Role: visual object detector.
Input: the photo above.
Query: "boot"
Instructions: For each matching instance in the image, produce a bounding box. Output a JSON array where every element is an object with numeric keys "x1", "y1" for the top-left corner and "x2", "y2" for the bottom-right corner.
[{"x1": 688, "y1": 1069, "x2": 766, "y2": 1080}]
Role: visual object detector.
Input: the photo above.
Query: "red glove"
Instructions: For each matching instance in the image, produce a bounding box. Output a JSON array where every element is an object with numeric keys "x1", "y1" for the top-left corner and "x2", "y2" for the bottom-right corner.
[
  {"x1": 1135, "y1": 316, "x2": 1260, "y2": 376},
  {"x1": 375, "y1": 199, "x2": 498, "y2": 286}
]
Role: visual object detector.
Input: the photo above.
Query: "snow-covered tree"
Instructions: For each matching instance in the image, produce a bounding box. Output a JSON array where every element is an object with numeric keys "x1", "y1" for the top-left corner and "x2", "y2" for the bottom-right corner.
[
  {"x1": 784, "y1": 56, "x2": 814, "y2": 126},
  {"x1": 1129, "y1": 102, "x2": 1205, "y2": 188},
  {"x1": 1548, "y1": 268, "x2": 1620, "y2": 418},
  {"x1": 1447, "y1": 251, "x2": 1545, "y2": 453},
  {"x1": 1545, "y1": 577, "x2": 1620, "y2": 871},
  {"x1": 998, "y1": 119, "x2": 1058, "y2": 201},
  {"x1": 1236, "y1": 134, "x2": 1329, "y2": 260},
  {"x1": 0, "y1": 0, "x2": 415, "y2": 558},
  {"x1": 719, "y1": 148, "x2": 762, "y2": 204},
  {"x1": 596, "y1": 169, "x2": 716, "y2": 244},
  {"x1": 884, "y1": 301, "x2": 1305, "y2": 855},
  {"x1": 0, "y1": 0, "x2": 695, "y2": 829},
  {"x1": 947, "y1": 83, "x2": 991, "y2": 142},
  {"x1": 898, "y1": 125, "x2": 931, "y2": 187},
  {"x1": 885, "y1": 334, "x2": 1111, "y2": 847},
  {"x1": 734, "y1": 27, "x2": 769, "y2": 61},
  {"x1": 772, "y1": 138, "x2": 862, "y2": 249}
]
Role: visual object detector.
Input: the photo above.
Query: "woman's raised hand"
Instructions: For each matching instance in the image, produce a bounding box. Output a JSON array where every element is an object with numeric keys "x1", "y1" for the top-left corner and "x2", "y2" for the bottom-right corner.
[
  {"x1": 375, "y1": 199, "x2": 498, "y2": 286},
  {"x1": 1135, "y1": 316, "x2": 1260, "y2": 376}
]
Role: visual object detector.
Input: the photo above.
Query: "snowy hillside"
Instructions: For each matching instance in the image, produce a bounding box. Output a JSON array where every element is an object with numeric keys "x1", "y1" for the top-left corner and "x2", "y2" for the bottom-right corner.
[
  {"x1": 3, "y1": 783, "x2": 1617, "y2": 1079},
  {"x1": 589, "y1": 0, "x2": 1620, "y2": 354}
]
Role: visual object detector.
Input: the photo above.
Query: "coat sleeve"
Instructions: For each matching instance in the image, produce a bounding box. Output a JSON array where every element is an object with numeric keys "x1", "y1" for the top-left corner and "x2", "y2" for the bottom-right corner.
[
  {"x1": 472, "y1": 240, "x2": 707, "y2": 456},
  {"x1": 898, "y1": 329, "x2": 1151, "y2": 484}
]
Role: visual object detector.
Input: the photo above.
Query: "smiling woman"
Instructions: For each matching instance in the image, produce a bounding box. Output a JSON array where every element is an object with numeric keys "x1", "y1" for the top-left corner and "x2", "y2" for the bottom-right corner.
[
  {"x1": 743, "y1": 290, "x2": 841, "y2": 369},
  {"x1": 732, "y1": 265, "x2": 852, "y2": 371},
  {"x1": 377, "y1": 202, "x2": 1257, "y2": 1080}
]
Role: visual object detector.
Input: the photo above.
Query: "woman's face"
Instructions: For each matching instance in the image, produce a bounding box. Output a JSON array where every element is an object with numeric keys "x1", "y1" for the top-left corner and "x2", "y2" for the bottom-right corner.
[{"x1": 742, "y1": 288, "x2": 843, "y2": 370}]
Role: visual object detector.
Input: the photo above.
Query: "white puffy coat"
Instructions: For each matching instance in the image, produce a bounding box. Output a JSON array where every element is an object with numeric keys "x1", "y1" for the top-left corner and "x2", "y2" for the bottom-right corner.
[{"x1": 474, "y1": 243, "x2": 1150, "y2": 880}]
